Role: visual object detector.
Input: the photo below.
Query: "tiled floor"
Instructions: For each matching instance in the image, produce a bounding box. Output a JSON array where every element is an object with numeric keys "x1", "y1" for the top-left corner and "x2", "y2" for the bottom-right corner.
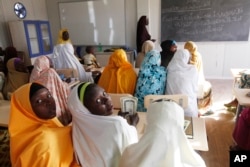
[{"x1": 199, "y1": 79, "x2": 236, "y2": 167}]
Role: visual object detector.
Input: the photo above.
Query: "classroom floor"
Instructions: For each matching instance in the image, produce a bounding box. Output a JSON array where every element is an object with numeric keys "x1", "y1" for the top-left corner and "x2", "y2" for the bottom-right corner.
[{"x1": 199, "y1": 79, "x2": 236, "y2": 167}]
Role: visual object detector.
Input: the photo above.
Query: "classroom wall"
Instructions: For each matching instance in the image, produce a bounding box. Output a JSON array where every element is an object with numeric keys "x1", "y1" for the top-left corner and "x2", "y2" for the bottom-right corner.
[{"x1": 0, "y1": 0, "x2": 48, "y2": 48}]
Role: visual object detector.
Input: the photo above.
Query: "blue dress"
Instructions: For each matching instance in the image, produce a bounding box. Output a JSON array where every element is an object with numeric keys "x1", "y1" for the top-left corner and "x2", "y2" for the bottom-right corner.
[{"x1": 134, "y1": 50, "x2": 167, "y2": 112}]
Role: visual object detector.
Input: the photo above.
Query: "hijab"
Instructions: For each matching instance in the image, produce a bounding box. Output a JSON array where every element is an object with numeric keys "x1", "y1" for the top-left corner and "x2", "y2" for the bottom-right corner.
[
  {"x1": 134, "y1": 50, "x2": 167, "y2": 112},
  {"x1": 52, "y1": 32, "x2": 93, "y2": 82},
  {"x1": 160, "y1": 40, "x2": 177, "y2": 68},
  {"x1": 98, "y1": 49, "x2": 137, "y2": 94},
  {"x1": 119, "y1": 101, "x2": 206, "y2": 167},
  {"x1": 184, "y1": 41, "x2": 205, "y2": 85},
  {"x1": 9, "y1": 83, "x2": 76, "y2": 167},
  {"x1": 57, "y1": 28, "x2": 72, "y2": 44},
  {"x1": 136, "y1": 16, "x2": 151, "y2": 52},
  {"x1": 135, "y1": 40, "x2": 155, "y2": 68},
  {"x1": 29, "y1": 56, "x2": 70, "y2": 117},
  {"x1": 166, "y1": 49, "x2": 199, "y2": 117},
  {"x1": 68, "y1": 82, "x2": 138, "y2": 167}
]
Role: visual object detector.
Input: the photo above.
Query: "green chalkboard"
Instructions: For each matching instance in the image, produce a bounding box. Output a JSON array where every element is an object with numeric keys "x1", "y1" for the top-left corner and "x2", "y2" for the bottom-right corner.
[{"x1": 161, "y1": 0, "x2": 250, "y2": 42}]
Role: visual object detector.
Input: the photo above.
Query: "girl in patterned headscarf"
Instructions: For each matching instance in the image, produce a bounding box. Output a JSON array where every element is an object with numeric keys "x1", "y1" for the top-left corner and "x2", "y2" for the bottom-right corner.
[
  {"x1": 134, "y1": 50, "x2": 167, "y2": 112},
  {"x1": 30, "y1": 56, "x2": 70, "y2": 118}
]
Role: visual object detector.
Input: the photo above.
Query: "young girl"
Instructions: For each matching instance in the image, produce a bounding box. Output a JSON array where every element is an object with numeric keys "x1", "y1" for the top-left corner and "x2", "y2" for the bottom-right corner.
[
  {"x1": 68, "y1": 82, "x2": 139, "y2": 167},
  {"x1": 9, "y1": 83, "x2": 76, "y2": 166},
  {"x1": 82, "y1": 46, "x2": 101, "y2": 68}
]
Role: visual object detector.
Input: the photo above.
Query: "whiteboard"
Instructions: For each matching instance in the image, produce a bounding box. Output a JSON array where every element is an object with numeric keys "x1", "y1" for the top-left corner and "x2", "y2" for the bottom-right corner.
[{"x1": 59, "y1": 0, "x2": 125, "y2": 46}]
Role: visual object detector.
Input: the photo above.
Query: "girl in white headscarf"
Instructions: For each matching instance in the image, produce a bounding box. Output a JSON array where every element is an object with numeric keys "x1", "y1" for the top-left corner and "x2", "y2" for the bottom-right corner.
[
  {"x1": 119, "y1": 100, "x2": 206, "y2": 167},
  {"x1": 166, "y1": 49, "x2": 199, "y2": 117},
  {"x1": 68, "y1": 82, "x2": 138, "y2": 167},
  {"x1": 52, "y1": 29, "x2": 94, "y2": 82}
]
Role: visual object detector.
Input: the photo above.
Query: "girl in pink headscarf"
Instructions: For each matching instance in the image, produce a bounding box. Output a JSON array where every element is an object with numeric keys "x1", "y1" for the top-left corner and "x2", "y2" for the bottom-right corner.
[{"x1": 30, "y1": 56, "x2": 70, "y2": 118}]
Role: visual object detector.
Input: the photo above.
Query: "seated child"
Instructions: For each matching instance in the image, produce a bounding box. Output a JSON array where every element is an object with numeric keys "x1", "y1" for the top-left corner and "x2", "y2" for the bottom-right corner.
[{"x1": 82, "y1": 46, "x2": 101, "y2": 68}]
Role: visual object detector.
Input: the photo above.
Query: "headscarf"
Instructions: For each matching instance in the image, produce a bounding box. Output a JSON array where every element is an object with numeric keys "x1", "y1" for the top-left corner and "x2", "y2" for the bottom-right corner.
[
  {"x1": 184, "y1": 41, "x2": 205, "y2": 84},
  {"x1": 52, "y1": 34, "x2": 93, "y2": 82},
  {"x1": 98, "y1": 49, "x2": 137, "y2": 94},
  {"x1": 57, "y1": 28, "x2": 72, "y2": 44},
  {"x1": 2, "y1": 58, "x2": 30, "y2": 99},
  {"x1": 134, "y1": 50, "x2": 167, "y2": 112},
  {"x1": 119, "y1": 101, "x2": 206, "y2": 167},
  {"x1": 166, "y1": 49, "x2": 199, "y2": 117},
  {"x1": 184, "y1": 41, "x2": 212, "y2": 109},
  {"x1": 136, "y1": 16, "x2": 151, "y2": 52},
  {"x1": 29, "y1": 56, "x2": 70, "y2": 117},
  {"x1": 68, "y1": 82, "x2": 138, "y2": 167},
  {"x1": 9, "y1": 83, "x2": 76, "y2": 167},
  {"x1": 160, "y1": 40, "x2": 177, "y2": 68},
  {"x1": 135, "y1": 40, "x2": 155, "y2": 68}
]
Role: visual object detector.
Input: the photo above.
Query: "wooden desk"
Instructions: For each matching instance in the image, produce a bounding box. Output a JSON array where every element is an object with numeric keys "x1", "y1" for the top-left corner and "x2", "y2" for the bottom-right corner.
[
  {"x1": 113, "y1": 110, "x2": 208, "y2": 151},
  {"x1": 90, "y1": 67, "x2": 104, "y2": 73},
  {"x1": 68, "y1": 79, "x2": 80, "y2": 88},
  {"x1": 189, "y1": 117, "x2": 208, "y2": 151},
  {"x1": 233, "y1": 88, "x2": 250, "y2": 106},
  {"x1": 0, "y1": 100, "x2": 10, "y2": 127}
]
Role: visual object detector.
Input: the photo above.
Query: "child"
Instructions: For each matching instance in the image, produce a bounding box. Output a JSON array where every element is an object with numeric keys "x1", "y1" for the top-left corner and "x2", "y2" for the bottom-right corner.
[{"x1": 82, "y1": 46, "x2": 101, "y2": 68}]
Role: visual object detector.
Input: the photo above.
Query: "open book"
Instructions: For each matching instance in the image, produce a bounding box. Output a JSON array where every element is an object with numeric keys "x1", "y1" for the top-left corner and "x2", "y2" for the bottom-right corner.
[{"x1": 184, "y1": 116, "x2": 194, "y2": 139}]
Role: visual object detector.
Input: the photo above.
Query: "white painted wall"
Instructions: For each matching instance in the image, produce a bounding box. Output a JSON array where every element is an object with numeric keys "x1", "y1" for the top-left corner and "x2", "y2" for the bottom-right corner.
[
  {"x1": 0, "y1": 0, "x2": 48, "y2": 48},
  {"x1": 1, "y1": 0, "x2": 48, "y2": 21}
]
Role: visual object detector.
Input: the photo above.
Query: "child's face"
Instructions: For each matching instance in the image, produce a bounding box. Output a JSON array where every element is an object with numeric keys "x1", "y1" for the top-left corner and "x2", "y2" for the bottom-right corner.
[{"x1": 90, "y1": 47, "x2": 95, "y2": 54}]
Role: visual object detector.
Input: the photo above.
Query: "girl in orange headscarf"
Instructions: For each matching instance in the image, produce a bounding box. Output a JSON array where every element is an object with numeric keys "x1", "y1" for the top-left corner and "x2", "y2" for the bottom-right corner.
[
  {"x1": 98, "y1": 49, "x2": 137, "y2": 94},
  {"x1": 9, "y1": 83, "x2": 78, "y2": 167}
]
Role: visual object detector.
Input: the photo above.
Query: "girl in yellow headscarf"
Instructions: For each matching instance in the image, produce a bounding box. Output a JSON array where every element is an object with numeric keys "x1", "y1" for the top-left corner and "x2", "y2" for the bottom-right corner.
[
  {"x1": 98, "y1": 49, "x2": 137, "y2": 94},
  {"x1": 184, "y1": 41, "x2": 213, "y2": 113},
  {"x1": 57, "y1": 28, "x2": 72, "y2": 44},
  {"x1": 9, "y1": 83, "x2": 78, "y2": 167}
]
